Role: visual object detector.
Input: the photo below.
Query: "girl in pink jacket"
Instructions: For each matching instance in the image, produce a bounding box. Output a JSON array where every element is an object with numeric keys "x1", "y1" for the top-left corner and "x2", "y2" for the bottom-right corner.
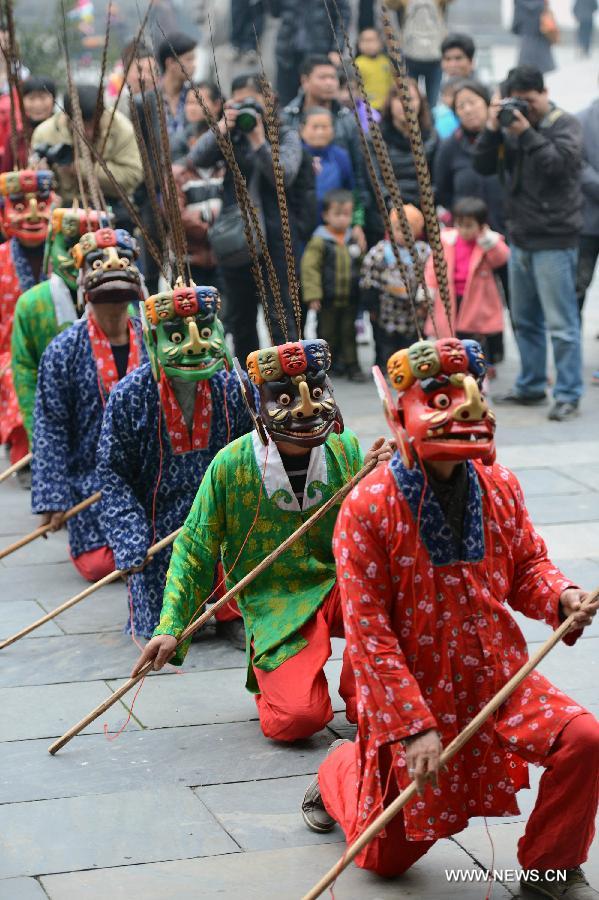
[{"x1": 426, "y1": 197, "x2": 510, "y2": 371}]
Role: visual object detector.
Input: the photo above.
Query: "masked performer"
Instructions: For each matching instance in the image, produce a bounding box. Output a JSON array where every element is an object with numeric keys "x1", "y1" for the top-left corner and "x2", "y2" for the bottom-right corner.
[
  {"x1": 31, "y1": 226, "x2": 146, "y2": 582},
  {"x1": 0, "y1": 169, "x2": 54, "y2": 469},
  {"x1": 11, "y1": 206, "x2": 102, "y2": 443},
  {"x1": 302, "y1": 337, "x2": 599, "y2": 900},
  {"x1": 132, "y1": 339, "x2": 392, "y2": 742},
  {"x1": 96, "y1": 282, "x2": 254, "y2": 642}
]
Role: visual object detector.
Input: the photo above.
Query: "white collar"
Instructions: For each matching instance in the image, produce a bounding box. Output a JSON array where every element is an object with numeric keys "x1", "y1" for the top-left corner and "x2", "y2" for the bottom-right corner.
[
  {"x1": 251, "y1": 430, "x2": 329, "y2": 512},
  {"x1": 49, "y1": 273, "x2": 77, "y2": 328}
]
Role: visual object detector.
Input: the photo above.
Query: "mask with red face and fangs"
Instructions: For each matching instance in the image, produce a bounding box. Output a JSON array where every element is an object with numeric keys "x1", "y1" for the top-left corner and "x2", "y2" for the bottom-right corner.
[
  {"x1": 246, "y1": 339, "x2": 342, "y2": 448},
  {"x1": 0, "y1": 169, "x2": 55, "y2": 247},
  {"x1": 387, "y1": 339, "x2": 496, "y2": 465}
]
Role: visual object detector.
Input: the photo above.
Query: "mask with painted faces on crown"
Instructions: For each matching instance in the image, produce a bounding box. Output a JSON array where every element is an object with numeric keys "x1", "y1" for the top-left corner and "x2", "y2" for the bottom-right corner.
[
  {"x1": 71, "y1": 227, "x2": 143, "y2": 306},
  {"x1": 245, "y1": 339, "x2": 341, "y2": 448},
  {"x1": 387, "y1": 338, "x2": 496, "y2": 465},
  {"x1": 0, "y1": 169, "x2": 55, "y2": 246},
  {"x1": 142, "y1": 283, "x2": 231, "y2": 382},
  {"x1": 46, "y1": 207, "x2": 105, "y2": 290}
]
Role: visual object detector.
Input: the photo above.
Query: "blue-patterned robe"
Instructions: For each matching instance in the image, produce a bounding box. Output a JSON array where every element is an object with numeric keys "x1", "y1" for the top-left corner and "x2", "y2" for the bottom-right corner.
[
  {"x1": 96, "y1": 362, "x2": 256, "y2": 637},
  {"x1": 31, "y1": 317, "x2": 145, "y2": 558}
]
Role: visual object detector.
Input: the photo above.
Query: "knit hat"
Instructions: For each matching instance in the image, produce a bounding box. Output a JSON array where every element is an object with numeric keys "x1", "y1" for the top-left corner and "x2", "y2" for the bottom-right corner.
[
  {"x1": 389, "y1": 204, "x2": 425, "y2": 240},
  {"x1": 22, "y1": 76, "x2": 57, "y2": 99}
]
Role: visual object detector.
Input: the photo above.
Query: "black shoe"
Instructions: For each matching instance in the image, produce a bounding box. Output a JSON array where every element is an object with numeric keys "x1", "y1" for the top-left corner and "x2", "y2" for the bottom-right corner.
[
  {"x1": 520, "y1": 866, "x2": 598, "y2": 898},
  {"x1": 216, "y1": 618, "x2": 246, "y2": 651},
  {"x1": 16, "y1": 463, "x2": 31, "y2": 490},
  {"x1": 494, "y1": 390, "x2": 547, "y2": 406},
  {"x1": 346, "y1": 367, "x2": 368, "y2": 383},
  {"x1": 548, "y1": 400, "x2": 580, "y2": 422}
]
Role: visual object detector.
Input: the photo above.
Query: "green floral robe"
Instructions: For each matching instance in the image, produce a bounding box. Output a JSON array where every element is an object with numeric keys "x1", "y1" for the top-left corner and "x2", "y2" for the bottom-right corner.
[
  {"x1": 155, "y1": 428, "x2": 364, "y2": 690},
  {"x1": 11, "y1": 275, "x2": 77, "y2": 440}
]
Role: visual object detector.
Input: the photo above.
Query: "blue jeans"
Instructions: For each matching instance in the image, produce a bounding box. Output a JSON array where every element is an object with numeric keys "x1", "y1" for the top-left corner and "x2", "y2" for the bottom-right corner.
[
  {"x1": 405, "y1": 58, "x2": 442, "y2": 108},
  {"x1": 509, "y1": 246, "x2": 583, "y2": 403}
]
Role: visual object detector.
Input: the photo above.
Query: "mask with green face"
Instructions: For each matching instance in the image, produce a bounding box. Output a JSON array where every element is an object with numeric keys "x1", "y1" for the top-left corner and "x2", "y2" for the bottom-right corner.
[
  {"x1": 141, "y1": 282, "x2": 232, "y2": 382},
  {"x1": 44, "y1": 207, "x2": 104, "y2": 290}
]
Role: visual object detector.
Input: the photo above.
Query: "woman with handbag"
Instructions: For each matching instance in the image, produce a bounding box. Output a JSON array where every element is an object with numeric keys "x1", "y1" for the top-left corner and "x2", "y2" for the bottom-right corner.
[{"x1": 512, "y1": 0, "x2": 557, "y2": 74}]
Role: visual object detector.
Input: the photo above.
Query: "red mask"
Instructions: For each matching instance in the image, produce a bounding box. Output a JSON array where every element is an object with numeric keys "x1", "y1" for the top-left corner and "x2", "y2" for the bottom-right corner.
[
  {"x1": 386, "y1": 339, "x2": 496, "y2": 465},
  {"x1": 0, "y1": 169, "x2": 54, "y2": 246}
]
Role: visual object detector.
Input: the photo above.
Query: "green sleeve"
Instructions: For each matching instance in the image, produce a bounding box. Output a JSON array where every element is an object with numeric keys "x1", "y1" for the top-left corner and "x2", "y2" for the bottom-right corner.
[
  {"x1": 300, "y1": 237, "x2": 326, "y2": 304},
  {"x1": 153, "y1": 454, "x2": 227, "y2": 664},
  {"x1": 11, "y1": 297, "x2": 40, "y2": 441}
]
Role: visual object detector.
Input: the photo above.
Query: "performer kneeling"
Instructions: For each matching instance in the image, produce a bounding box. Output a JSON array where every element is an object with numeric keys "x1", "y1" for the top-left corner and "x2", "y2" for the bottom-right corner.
[
  {"x1": 132, "y1": 340, "x2": 392, "y2": 743},
  {"x1": 302, "y1": 338, "x2": 599, "y2": 899},
  {"x1": 31, "y1": 227, "x2": 146, "y2": 581}
]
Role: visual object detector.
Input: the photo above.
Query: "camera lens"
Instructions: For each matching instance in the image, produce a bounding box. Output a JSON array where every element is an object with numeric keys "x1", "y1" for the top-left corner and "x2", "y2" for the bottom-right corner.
[{"x1": 236, "y1": 108, "x2": 258, "y2": 133}]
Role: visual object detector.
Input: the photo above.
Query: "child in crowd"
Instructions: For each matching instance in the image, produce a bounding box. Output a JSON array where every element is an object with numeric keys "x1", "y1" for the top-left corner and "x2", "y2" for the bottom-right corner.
[
  {"x1": 432, "y1": 77, "x2": 460, "y2": 139},
  {"x1": 425, "y1": 196, "x2": 510, "y2": 372},
  {"x1": 301, "y1": 189, "x2": 366, "y2": 381},
  {"x1": 360, "y1": 204, "x2": 430, "y2": 368},
  {"x1": 300, "y1": 107, "x2": 361, "y2": 225},
  {"x1": 355, "y1": 28, "x2": 393, "y2": 111}
]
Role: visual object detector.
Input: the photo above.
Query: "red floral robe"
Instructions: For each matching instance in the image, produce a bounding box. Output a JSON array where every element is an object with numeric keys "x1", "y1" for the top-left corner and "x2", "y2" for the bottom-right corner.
[
  {"x1": 0, "y1": 241, "x2": 25, "y2": 444},
  {"x1": 333, "y1": 458, "x2": 585, "y2": 843}
]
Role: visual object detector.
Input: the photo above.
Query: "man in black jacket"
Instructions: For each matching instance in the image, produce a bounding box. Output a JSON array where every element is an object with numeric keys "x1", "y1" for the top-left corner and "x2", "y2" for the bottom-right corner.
[
  {"x1": 282, "y1": 56, "x2": 367, "y2": 252},
  {"x1": 473, "y1": 66, "x2": 583, "y2": 421}
]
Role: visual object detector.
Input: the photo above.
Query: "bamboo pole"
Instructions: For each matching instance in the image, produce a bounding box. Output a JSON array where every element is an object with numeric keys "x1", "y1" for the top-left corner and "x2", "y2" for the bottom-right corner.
[
  {"x1": 0, "y1": 491, "x2": 102, "y2": 562},
  {"x1": 48, "y1": 459, "x2": 378, "y2": 755},
  {"x1": 302, "y1": 587, "x2": 599, "y2": 900},
  {"x1": 0, "y1": 452, "x2": 32, "y2": 484},
  {"x1": 0, "y1": 527, "x2": 182, "y2": 650}
]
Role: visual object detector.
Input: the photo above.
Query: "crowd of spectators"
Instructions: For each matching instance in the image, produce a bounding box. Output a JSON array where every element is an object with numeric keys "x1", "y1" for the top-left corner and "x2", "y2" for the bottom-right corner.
[{"x1": 1, "y1": 0, "x2": 598, "y2": 415}]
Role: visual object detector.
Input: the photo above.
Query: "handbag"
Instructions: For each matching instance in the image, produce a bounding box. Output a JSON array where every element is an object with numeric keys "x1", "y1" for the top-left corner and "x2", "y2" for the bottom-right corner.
[
  {"x1": 540, "y1": 7, "x2": 560, "y2": 44},
  {"x1": 208, "y1": 165, "x2": 264, "y2": 269}
]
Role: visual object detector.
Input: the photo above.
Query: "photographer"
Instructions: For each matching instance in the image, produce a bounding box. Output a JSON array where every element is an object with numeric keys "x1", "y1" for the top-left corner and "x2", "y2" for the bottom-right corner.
[
  {"x1": 473, "y1": 65, "x2": 584, "y2": 422},
  {"x1": 31, "y1": 85, "x2": 142, "y2": 225},
  {"x1": 187, "y1": 73, "x2": 312, "y2": 364}
]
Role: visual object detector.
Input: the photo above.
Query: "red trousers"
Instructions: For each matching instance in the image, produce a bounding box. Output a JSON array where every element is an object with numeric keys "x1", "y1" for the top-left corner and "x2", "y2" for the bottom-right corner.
[
  {"x1": 319, "y1": 712, "x2": 599, "y2": 877},
  {"x1": 70, "y1": 546, "x2": 115, "y2": 582},
  {"x1": 253, "y1": 585, "x2": 356, "y2": 743},
  {"x1": 8, "y1": 424, "x2": 28, "y2": 465}
]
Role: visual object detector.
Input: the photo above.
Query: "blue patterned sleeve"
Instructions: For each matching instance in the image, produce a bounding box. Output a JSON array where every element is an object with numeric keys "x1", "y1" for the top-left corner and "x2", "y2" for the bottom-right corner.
[
  {"x1": 97, "y1": 382, "x2": 151, "y2": 569},
  {"x1": 31, "y1": 340, "x2": 74, "y2": 513}
]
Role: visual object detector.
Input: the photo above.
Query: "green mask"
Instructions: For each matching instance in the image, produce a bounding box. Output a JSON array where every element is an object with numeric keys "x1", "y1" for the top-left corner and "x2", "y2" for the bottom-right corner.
[
  {"x1": 45, "y1": 208, "x2": 103, "y2": 291},
  {"x1": 142, "y1": 284, "x2": 232, "y2": 382}
]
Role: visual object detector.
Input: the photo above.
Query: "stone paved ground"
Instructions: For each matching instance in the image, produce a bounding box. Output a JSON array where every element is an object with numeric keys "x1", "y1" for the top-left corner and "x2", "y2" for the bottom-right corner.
[{"x1": 2, "y1": 41, "x2": 599, "y2": 900}]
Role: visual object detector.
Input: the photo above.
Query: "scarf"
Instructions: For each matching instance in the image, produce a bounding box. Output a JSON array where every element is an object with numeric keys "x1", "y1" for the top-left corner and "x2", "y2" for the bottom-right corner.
[
  {"x1": 86, "y1": 313, "x2": 140, "y2": 396},
  {"x1": 10, "y1": 238, "x2": 45, "y2": 293},
  {"x1": 158, "y1": 370, "x2": 212, "y2": 454}
]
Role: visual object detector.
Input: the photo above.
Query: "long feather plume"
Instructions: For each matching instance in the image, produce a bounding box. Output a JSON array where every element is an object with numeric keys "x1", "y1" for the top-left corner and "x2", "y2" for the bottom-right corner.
[
  {"x1": 99, "y1": 0, "x2": 155, "y2": 157},
  {"x1": 254, "y1": 34, "x2": 302, "y2": 337},
  {"x1": 0, "y1": 0, "x2": 25, "y2": 168},
  {"x1": 381, "y1": 5, "x2": 453, "y2": 333},
  {"x1": 91, "y1": 1, "x2": 112, "y2": 147},
  {"x1": 323, "y1": 0, "x2": 433, "y2": 338}
]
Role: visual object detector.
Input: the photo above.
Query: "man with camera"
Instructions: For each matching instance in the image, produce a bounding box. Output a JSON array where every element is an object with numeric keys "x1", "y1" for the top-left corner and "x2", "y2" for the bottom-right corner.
[
  {"x1": 473, "y1": 65, "x2": 584, "y2": 422},
  {"x1": 187, "y1": 73, "x2": 314, "y2": 366}
]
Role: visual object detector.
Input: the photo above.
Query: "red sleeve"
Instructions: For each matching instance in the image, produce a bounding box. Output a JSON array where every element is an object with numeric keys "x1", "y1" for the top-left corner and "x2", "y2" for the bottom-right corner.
[
  {"x1": 502, "y1": 467, "x2": 581, "y2": 646},
  {"x1": 333, "y1": 484, "x2": 438, "y2": 745}
]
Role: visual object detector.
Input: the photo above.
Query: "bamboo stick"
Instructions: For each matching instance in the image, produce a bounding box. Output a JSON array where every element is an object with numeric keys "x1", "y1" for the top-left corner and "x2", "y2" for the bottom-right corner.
[
  {"x1": 48, "y1": 459, "x2": 378, "y2": 755},
  {"x1": 0, "y1": 452, "x2": 32, "y2": 484},
  {"x1": 302, "y1": 587, "x2": 599, "y2": 900},
  {"x1": 0, "y1": 491, "x2": 102, "y2": 562},
  {"x1": 0, "y1": 527, "x2": 181, "y2": 650}
]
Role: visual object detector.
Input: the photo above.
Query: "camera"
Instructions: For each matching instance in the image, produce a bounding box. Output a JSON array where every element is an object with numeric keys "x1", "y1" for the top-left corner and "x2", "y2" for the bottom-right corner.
[
  {"x1": 32, "y1": 142, "x2": 75, "y2": 167},
  {"x1": 497, "y1": 98, "x2": 530, "y2": 128},
  {"x1": 230, "y1": 98, "x2": 263, "y2": 134}
]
